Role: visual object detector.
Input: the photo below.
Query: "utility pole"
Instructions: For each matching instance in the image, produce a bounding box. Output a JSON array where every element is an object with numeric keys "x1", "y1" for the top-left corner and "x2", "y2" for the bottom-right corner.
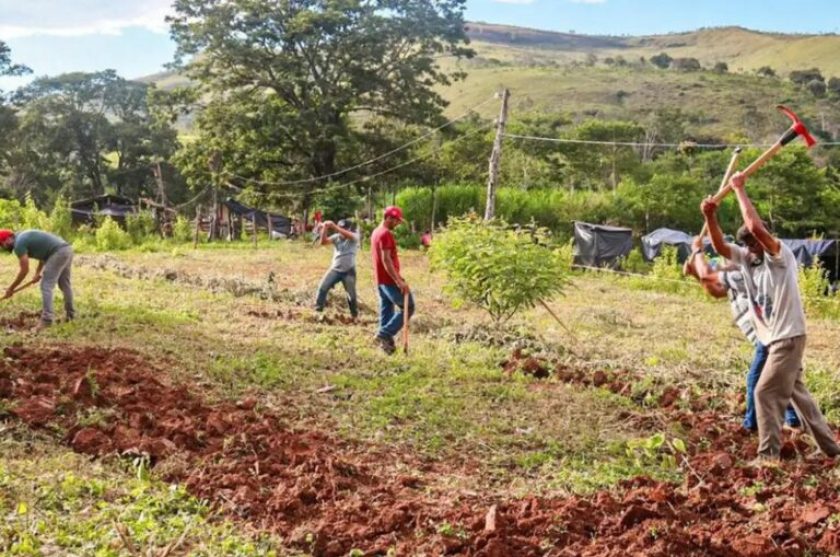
[{"x1": 484, "y1": 88, "x2": 510, "y2": 221}]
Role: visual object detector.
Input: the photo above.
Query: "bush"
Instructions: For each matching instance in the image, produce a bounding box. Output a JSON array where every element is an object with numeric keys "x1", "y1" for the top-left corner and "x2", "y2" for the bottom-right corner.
[
  {"x1": 629, "y1": 246, "x2": 689, "y2": 293},
  {"x1": 0, "y1": 198, "x2": 25, "y2": 230},
  {"x1": 393, "y1": 224, "x2": 421, "y2": 250},
  {"x1": 431, "y1": 216, "x2": 569, "y2": 323},
  {"x1": 798, "y1": 261, "x2": 840, "y2": 320},
  {"x1": 47, "y1": 195, "x2": 73, "y2": 239},
  {"x1": 125, "y1": 211, "x2": 158, "y2": 244},
  {"x1": 173, "y1": 215, "x2": 194, "y2": 243},
  {"x1": 621, "y1": 248, "x2": 651, "y2": 274},
  {"x1": 95, "y1": 217, "x2": 132, "y2": 251},
  {"x1": 21, "y1": 193, "x2": 49, "y2": 230}
]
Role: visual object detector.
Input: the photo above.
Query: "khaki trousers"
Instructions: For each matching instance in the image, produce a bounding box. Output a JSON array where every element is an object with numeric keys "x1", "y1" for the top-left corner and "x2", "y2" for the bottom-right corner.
[{"x1": 755, "y1": 335, "x2": 839, "y2": 458}]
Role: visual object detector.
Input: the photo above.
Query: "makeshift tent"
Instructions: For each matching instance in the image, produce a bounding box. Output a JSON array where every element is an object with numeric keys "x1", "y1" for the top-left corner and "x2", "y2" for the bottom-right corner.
[
  {"x1": 71, "y1": 194, "x2": 136, "y2": 225},
  {"x1": 641, "y1": 228, "x2": 694, "y2": 262},
  {"x1": 573, "y1": 222, "x2": 633, "y2": 269},
  {"x1": 780, "y1": 239, "x2": 840, "y2": 281},
  {"x1": 222, "y1": 198, "x2": 292, "y2": 236}
]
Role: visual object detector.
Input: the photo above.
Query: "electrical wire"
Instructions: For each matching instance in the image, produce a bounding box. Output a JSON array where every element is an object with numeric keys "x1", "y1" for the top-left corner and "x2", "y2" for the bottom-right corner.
[
  {"x1": 221, "y1": 95, "x2": 497, "y2": 188},
  {"x1": 236, "y1": 121, "x2": 495, "y2": 200}
]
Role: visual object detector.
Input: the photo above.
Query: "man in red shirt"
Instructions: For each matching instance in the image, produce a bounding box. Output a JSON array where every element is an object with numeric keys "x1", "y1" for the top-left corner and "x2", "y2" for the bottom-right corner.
[{"x1": 371, "y1": 206, "x2": 414, "y2": 354}]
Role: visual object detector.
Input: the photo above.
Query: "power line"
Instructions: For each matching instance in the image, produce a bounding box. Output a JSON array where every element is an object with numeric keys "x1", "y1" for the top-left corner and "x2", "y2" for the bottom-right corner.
[
  {"x1": 238, "y1": 122, "x2": 494, "y2": 200},
  {"x1": 222, "y1": 95, "x2": 497, "y2": 188},
  {"x1": 504, "y1": 133, "x2": 840, "y2": 149}
]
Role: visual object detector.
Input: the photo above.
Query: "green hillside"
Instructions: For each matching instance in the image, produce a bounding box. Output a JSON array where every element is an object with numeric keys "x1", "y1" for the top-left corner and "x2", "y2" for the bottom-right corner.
[{"x1": 143, "y1": 22, "x2": 840, "y2": 142}]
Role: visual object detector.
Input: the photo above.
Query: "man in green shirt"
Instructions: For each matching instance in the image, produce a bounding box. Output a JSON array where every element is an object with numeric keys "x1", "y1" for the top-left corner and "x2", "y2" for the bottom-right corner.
[{"x1": 0, "y1": 229, "x2": 75, "y2": 327}]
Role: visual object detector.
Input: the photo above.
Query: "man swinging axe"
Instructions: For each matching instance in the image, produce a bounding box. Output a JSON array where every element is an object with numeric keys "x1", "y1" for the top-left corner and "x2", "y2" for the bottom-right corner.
[
  {"x1": 701, "y1": 106, "x2": 839, "y2": 462},
  {"x1": 0, "y1": 229, "x2": 75, "y2": 329}
]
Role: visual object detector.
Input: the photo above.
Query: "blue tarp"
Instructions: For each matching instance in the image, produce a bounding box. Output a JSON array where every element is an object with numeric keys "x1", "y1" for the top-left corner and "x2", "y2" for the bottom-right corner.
[
  {"x1": 641, "y1": 228, "x2": 695, "y2": 262},
  {"x1": 781, "y1": 239, "x2": 837, "y2": 267}
]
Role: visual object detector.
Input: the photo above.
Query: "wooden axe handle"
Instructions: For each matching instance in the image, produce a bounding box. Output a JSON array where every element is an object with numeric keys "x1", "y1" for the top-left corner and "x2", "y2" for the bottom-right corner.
[
  {"x1": 402, "y1": 290, "x2": 410, "y2": 354},
  {"x1": 712, "y1": 142, "x2": 784, "y2": 204},
  {"x1": 700, "y1": 149, "x2": 742, "y2": 237}
]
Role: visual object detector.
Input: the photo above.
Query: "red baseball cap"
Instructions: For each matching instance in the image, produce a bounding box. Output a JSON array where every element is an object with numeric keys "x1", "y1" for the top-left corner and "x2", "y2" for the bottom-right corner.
[
  {"x1": 383, "y1": 206, "x2": 403, "y2": 222},
  {"x1": 0, "y1": 229, "x2": 13, "y2": 243}
]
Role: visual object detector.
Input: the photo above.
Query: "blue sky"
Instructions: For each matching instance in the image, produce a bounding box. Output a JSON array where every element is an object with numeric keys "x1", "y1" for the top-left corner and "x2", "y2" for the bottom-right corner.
[{"x1": 1, "y1": 0, "x2": 838, "y2": 91}]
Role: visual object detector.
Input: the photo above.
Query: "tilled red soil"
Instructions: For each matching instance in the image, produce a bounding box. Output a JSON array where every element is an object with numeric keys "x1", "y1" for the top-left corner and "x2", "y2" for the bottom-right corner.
[{"x1": 2, "y1": 344, "x2": 840, "y2": 556}]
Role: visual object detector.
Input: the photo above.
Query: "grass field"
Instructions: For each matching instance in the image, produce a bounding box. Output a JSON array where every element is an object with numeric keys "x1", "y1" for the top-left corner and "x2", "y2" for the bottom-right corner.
[{"x1": 2, "y1": 239, "x2": 840, "y2": 554}]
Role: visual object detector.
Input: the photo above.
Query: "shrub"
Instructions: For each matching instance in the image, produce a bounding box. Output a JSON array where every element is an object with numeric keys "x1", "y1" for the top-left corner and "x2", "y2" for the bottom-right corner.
[
  {"x1": 173, "y1": 215, "x2": 194, "y2": 243},
  {"x1": 393, "y1": 224, "x2": 421, "y2": 250},
  {"x1": 47, "y1": 195, "x2": 73, "y2": 239},
  {"x1": 798, "y1": 261, "x2": 840, "y2": 320},
  {"x1": 95, "y1": 217, "x2": 132, "y2": 251},
  {"x1": 621, "y1": 248, "x2": 651, "y2": 274},
  {"x1": 125, "y1": 211, "x2": 158, "y2": 244},
  {"x1": 431, "y1": 216, "x2": 569, "y2": 323},
  {"x1": 0, "y1": 198, "x2": 24, "y2": 230},
  {"x1": 650, "y1": 52, "x2": 672, "y2": 69},
  {"x1": 21, "y1": 193, "x2": 49, "y2": 230}
]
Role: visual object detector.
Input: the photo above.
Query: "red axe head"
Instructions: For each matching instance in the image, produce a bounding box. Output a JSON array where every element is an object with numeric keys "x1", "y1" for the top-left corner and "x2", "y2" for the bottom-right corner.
[{"x1": 777, "y1": 105, "x2": 817, "y2": 148}]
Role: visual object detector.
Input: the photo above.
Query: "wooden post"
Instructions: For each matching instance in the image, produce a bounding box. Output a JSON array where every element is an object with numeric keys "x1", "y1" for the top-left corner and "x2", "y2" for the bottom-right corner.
[
  {"x1": 252, "y1": 215, "x2": 258, "y2": 248},
  {"x1": 193, "y1": 204, "x2": 201, "y2": 249},
  {"x1": 267, "y1": 211, "x2": 274, "y2": 242},
  {"x1": 484, "y1": 88, "x2": 510, "y2": 221},
  {"x1": 430, "y1": 181, "x2": 438, "y2": 237}
]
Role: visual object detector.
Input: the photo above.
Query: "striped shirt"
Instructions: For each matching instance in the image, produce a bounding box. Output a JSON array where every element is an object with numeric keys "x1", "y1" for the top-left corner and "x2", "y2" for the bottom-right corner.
[{"x1": 720, "y1": 271, "x2": 757, "y2": 345}]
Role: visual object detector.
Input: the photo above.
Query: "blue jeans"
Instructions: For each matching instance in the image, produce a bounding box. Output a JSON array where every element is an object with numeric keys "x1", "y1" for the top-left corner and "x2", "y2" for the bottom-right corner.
[
  {"x1": 315, "y1": 269, "x2": 358, "y2": 317},
  {"x1": 744, "y1": 342, "x2": 800, "y2": 430},
  {"x1": 377, "y1": 284, "x2": 415, "y2": 339}
]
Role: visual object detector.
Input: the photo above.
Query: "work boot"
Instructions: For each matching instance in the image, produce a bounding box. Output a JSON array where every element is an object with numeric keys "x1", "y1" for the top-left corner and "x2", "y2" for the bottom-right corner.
[{"x1": 374, "y1": 335, "x2": 395, "y2": 355}]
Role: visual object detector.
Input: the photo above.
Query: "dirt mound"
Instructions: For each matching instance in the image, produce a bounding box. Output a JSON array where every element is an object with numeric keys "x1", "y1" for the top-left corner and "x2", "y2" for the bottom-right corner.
[
  {"x1": 3, "y1": 344, "x2": 840, "y2": 555},
  {"x1": 245, "y1": 308, "x2": 373, "y2": 326}
]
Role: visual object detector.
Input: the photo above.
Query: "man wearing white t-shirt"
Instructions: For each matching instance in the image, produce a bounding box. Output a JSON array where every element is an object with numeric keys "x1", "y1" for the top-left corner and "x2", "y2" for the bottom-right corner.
[{"x1": 701, "y1": 172, "x2": 839, "y2": 460}]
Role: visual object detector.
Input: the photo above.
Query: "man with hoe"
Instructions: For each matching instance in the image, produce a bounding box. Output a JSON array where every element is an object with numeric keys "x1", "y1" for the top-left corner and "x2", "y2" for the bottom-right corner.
[
  {"x1": 0, "y1": 228, "x2": 75, "y2": 328},
  {"x1": 314, "y1": 218, "x2": 360, "y2": 319},
  {"x1": 701, "y1": 172, "x2": 839, "y2": 461},
  {"x1": 371, "y1": 206, "x2": 414, "y2": 355}
]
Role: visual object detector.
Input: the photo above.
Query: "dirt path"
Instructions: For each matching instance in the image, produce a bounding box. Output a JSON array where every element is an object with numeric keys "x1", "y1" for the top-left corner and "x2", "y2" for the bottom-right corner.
[{"x1": 2, "y1": 343, "x2": 840, "y2": 555}]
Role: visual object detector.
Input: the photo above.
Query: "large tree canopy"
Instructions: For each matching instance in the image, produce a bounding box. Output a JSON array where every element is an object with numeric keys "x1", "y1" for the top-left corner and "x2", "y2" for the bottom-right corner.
[
  {"x1": 8, "y1": 71, "x2": 181, "y2": 203},
  {"x1": 167, "y1": 0, "x2": 473, "y2": 210}
]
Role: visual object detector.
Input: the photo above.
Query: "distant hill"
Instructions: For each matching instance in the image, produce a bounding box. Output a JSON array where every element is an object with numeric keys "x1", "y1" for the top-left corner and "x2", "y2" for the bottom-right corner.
[
  {"x1": 463, "y1": 23, "x2": 840, "y2": 77},
  {"x1": 141, "y1": 22, "x2": 840, "y2": 142}
]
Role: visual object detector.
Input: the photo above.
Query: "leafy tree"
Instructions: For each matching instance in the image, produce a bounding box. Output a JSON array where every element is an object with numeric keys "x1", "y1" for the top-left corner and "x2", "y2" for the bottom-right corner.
[
  {"x1": 167, "y1": 0, "x2": 474, "y2": 216},
  {"x1": 650, "y1": 53, "x2": 672, "y2": 69},
  {"x1": 0, "y1": 42, "x2": 30, "y2": 179},
  {"x1": 9, "y1": 71, "x2": 179, "y2": 203},
  {"x1": 431, "y1": 216, "x2": 568, "y2": 323},
  {"x1": 557, "y1": 120, "x2": 645, "y2": 190}
]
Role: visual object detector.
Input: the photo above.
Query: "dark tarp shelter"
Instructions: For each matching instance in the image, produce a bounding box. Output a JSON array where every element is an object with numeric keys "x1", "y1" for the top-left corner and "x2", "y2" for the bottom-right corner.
[
  {"x1": 641, "y1": 228, "x2": 694, "y2": 262},
  {"x1": 573, "y1": 221, "x2": 633, "y2": 269},
  {"x1": 222, "y1": 198, "x2": 292, "y2": 236},
  {"x1": 71, "y1": 194, "x2": 136, "y2": 225},
  {"x1": 781, "y1": 239, "x2": 839, "y2": 281}
]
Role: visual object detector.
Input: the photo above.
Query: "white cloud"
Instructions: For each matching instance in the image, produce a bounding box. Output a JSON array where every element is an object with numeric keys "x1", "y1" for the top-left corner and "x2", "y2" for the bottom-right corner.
[
  {"x1": 0, "y1": 0, "x2": 173, "y2": 39},
  {"x1": 493, "y1": 0, "x2": 536, "y2": 4}
]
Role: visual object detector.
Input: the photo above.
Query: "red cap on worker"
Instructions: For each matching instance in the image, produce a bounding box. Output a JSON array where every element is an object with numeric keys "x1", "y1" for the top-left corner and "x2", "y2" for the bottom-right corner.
[
  {"x1": 383, "y1": 206, "x2": 403, "y2": 222},
  {"x1": 0, "y1": 229, "x2": 13, "y2": 243}
]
